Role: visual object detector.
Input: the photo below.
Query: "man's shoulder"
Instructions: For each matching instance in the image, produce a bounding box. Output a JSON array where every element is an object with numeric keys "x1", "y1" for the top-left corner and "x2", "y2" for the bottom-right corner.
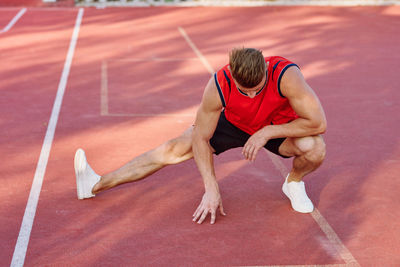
[
  {"x1": 215, "y1": 64, "x2": 232, "y2": 88},
  {"x1": 266, "y1": 56, "x2": 293, "y2": 64},
  {"x1": 267, "y1": 56, "x2": 300, "y2": 97},
  {"x1": 216, "y1": 63, "x2": 230, "y2": 74}
]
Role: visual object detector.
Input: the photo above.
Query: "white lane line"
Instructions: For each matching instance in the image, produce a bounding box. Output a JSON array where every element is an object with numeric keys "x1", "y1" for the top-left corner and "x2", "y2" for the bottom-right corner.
[
  {"x1": 178, "y1": 26, "x2": 214, "y2": 74},
  {"x1": 1, "y1": 8, "x2": 27, "y2": 34},
  {"x1": 311, "y1": 209, "x2": 361, "y2": 266},
  {"x1": 265, "y1": 151, "x2": 360, "y2": 266},
  {"x1": 101, "y1": 60, "x2": 109, "y2": 116},
  {"x1": 179, "y1": 26, "x2": 359, "y2": 266},
  {"x1": 10, "y1": 8, "x2": 84, "y2": 267}
]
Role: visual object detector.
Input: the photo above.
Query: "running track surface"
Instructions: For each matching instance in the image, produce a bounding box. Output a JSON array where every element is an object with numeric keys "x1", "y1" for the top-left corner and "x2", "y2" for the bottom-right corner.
[{"x1": 1, "y1": 6, "x2": 399, "y2": 267}]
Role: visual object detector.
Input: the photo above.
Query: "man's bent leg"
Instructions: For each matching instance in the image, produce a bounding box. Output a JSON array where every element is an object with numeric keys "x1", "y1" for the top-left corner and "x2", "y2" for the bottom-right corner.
[
  {"x1": 89, "y1": 127, "x2": 194, "y2": 195},
  {"x1": 279, "y1": 135, "x2": 326, "y2": 182},
  {"x1": 278, "y1": 135, "x2": 326, "y2": 213}
]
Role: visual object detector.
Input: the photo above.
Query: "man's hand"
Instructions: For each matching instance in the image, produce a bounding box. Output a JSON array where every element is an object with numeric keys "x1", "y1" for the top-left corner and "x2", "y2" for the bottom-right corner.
[
  {"x1": 242, "y1": 128, "x2": 269, "y2": 161},
  {"x1": 193, "y1": 189, "x2": 226, "y2": 224}
]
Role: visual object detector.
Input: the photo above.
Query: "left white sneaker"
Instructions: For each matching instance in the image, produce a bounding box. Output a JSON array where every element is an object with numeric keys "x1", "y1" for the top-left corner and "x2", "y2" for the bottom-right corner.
[
  {"x1": 74, "y1": 148, "x2": 101, "y2": 200},
  {"x1": 282, "y1": 174, "x2": 314, "y2": 213}
]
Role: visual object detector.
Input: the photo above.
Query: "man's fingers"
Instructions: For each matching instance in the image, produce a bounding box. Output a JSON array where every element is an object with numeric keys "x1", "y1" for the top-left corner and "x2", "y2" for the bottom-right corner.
[
  {"x1": 250, "y1": 147, "x2": 259, "y2": 161},
  {"x1": 244, "y1": 145, "x2": 255, "y2": 160},
  {"x1": 193, "y1": 206, "x2": 203, "y2": 222},
  {"x1": 243, "y1": 143, "x2": 252, "y2": 159},
  {"x1": 219, "y1": 203, "x2": 226, "y2": 216},
  {"x1": 210, "y1": 210, "x2": 216, "y2": 224},
  {"x1": 249, "y1": 146, "x2": 255, "y2": 160},
  {"x1": 193, "y1": 193, "x2": 224, "y2": 225},
  {"x1": 197, "y1": 209, "x2": 208, "y2": 224},
  {"x1": 242, "y1": 146, "x2": 247, "y2": 158},
  {"x1": 193, "y1": 204, "x2": 201, "y2": 217}
]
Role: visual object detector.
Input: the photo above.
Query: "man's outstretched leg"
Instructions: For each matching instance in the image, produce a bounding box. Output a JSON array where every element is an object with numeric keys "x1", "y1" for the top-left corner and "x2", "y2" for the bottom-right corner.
[
  {"x1": 279, "y1": 135, "x2": 326, "y2": 213},
  {"x1": 75, "y1": 127, "x2": 194, "y2": 199}
]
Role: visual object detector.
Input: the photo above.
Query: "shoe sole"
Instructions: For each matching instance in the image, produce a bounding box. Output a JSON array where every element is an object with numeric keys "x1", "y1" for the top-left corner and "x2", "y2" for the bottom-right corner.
[{"x1": 74, "y1": 148, "x2": 89, "y2": 199}]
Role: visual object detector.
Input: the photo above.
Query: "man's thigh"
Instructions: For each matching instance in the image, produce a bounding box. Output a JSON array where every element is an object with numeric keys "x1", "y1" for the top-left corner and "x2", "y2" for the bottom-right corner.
[{"x1": 278, "y1": 135, "x2": 325, "y2": 157}]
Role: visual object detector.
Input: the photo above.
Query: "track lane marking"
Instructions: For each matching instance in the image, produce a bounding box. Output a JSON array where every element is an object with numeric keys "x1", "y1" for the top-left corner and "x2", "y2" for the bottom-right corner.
[
  {"x1": 101, "y1": 60, "x2": 109, "y2": 115},
  {"x1": 179, "y1": 25, "x2": 359, "y2": 267},
  {"x1": 178, "y1": 27, "x2": 214, "y2": 74},
  {"x1": 0, "y1": 8, "x2": 26, "y2": 34},
  {"x1": 10, "y1": 8, "x2": 84, "y2": 267}
]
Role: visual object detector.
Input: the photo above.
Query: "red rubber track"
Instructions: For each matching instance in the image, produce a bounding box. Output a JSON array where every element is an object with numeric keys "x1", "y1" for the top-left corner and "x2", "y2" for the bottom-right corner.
[
  {"x1": 1, "y1": 6, "x2": 399, "y2": 266},
  {"x1": 0, "y1": 0, "x2": 74, "y2": 7},
  {"x1": 0, "y1": 1, "x2": 44, "y2": 7}
]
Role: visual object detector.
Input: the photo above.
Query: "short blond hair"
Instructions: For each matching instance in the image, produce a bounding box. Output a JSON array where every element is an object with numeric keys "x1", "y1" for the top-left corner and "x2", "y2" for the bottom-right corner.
[{"x1": 229, "y1": 47, "x2": 265, "y2": 88}]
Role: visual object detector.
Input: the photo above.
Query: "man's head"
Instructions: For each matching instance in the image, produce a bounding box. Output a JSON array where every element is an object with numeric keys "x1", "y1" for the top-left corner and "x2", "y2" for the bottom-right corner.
[{"x1": 229, "y1": 47, "x2": 265, "y2": 89}]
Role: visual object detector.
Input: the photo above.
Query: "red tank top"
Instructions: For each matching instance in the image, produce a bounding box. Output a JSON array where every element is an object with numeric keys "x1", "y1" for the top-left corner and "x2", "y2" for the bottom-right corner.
[{"x1": 214, "y1": 56, "x2": 299, "y2": 135}]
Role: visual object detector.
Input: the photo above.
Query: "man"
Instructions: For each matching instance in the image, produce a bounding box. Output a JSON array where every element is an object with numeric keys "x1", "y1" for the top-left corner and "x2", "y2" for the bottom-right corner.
[{"x1": 75, "y1": 48, "x2": 326, "y2": 225}]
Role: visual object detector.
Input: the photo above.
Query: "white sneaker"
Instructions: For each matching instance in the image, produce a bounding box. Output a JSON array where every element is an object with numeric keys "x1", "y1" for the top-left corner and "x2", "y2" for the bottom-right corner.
[
  {"x1": 74, "y1": 148, "x2": 101, "y2": 199},
  {"x1": 282, "y1": 174, "x2": 314, "y2": 213}
]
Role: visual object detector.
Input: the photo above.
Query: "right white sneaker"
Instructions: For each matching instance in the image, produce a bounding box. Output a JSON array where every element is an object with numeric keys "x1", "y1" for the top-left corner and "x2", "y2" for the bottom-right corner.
[
  {"x1": 282, "y1": 174, "x2": 314, "y2": 213},
  {"x1": 74, "y1": 148, "x2": 101, "y2": 200}
]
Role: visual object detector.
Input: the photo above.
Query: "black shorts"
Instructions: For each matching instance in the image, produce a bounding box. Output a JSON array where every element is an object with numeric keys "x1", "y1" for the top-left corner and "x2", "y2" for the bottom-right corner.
[{"x1": 209, "y1": 112, "x2": 290, "y2": 158}]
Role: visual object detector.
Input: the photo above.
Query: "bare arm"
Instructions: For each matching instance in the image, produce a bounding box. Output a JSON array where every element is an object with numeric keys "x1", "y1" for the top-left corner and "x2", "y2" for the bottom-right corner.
[
  {"x1": 243, "y1": 66, "x2": 327, "y2": 160},
  {"x1": 192, "y1": 76, "x2": 226, "y2": 224},
  {"x1": 263, "y1": 66, "x2": 327, "y2": 139}
]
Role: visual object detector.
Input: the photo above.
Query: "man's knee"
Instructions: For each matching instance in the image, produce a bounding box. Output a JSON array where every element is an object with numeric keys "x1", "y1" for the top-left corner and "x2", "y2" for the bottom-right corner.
[
  {"x1": 161, "y1": 128, "x2": 193, "y2": 164},
  {"x1": 295, "y1": 136, "x2": 326, "y2": 163}
]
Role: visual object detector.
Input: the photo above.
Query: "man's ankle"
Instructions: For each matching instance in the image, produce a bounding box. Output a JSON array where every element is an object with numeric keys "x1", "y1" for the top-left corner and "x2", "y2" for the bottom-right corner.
[
  {"x1": 287, "y1": 174, "x2": 302, "y2": 183},
  {"x1": 91, "y1": 179, "x2": 102, "y2": 194}
]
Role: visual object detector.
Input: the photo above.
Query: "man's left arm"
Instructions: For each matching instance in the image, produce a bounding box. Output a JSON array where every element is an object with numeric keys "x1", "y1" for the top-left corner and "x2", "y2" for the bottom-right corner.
[{"x1": 243, "y1": 66, "x2": 327, "y2": 161}]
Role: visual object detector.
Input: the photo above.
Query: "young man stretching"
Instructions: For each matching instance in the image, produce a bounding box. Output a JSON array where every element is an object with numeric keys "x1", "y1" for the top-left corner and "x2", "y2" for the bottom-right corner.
[{"x1": 75, "y1": 47, "x2": 327, "y2": 224}]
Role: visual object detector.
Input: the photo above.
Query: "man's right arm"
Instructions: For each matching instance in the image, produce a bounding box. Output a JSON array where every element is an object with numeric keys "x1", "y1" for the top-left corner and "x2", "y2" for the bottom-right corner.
[{"x1": 192, "y1": 76, "x2": 225, "y2": 224}]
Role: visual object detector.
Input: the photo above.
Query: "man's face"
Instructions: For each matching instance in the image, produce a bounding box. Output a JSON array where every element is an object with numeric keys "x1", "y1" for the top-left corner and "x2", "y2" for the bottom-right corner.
[{"x1": 233, "y1": 74, "x2": 267, "y2": 99}]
